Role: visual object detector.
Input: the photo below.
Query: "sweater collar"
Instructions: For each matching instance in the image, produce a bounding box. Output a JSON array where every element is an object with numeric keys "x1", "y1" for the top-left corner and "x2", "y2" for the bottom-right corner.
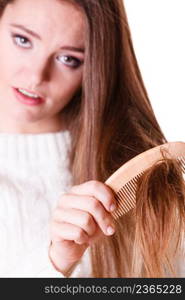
[{"x1": 0, "y1": 130, "x2": 71, "y2": 165}]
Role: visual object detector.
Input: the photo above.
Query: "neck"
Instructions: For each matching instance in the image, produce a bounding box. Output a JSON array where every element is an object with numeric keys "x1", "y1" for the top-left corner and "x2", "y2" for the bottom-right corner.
[
  {"x1": 0, "y1": 116, "x2": 66, "y2": 134},
  {"x1": 0, "y1": 129, "x2": 71, "y2": 166}
]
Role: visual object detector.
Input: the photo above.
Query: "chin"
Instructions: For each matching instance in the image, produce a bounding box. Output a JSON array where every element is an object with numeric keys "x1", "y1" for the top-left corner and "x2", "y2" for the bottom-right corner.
[{"x1": 10, "y1": 108, "x2": 44, "y2": 123}]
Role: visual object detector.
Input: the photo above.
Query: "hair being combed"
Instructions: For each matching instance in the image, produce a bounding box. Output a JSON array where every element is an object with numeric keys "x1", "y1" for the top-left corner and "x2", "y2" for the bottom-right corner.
[
  {"x1": 134, "y1": 155, "x2": 185, "y2": 277},
  {"x1": 1, "y1": 0, "x2": 184, "y2": 277}
]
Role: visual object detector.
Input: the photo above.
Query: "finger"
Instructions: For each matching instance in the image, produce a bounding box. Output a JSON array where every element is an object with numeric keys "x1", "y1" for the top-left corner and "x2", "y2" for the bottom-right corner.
[
  {"x1": 51, "y1": 221, "x2": 89, "y2": 245},
  {"x1": 58, "y1": 194, "x2": 115, "y2": 236},
  {"x1": 52, "y1": 208, "x2": 97, "y2": 236},
  {"x1": 70, "y1": 180, "x2": 117, "y2": 213}
]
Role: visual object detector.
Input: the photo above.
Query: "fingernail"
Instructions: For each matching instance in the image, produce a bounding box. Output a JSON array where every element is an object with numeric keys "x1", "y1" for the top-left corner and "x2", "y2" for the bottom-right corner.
[
  {"x1": 109, "y1": 204, "x2": 116, "y2": 212},
  {"x1": 107, "y1": 226, "x2": 115, "y2": 235}
]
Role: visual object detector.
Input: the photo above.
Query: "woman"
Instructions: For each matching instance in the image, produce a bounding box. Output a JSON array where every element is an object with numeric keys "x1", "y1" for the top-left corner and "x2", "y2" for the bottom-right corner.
[{"x1": 0, "y1": 0, "x2": 184, "y2": 278}]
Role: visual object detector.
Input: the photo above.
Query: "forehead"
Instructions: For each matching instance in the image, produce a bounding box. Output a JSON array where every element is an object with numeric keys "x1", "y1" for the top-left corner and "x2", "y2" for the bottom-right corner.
[{"x1": 2, "y1": 0, "x2": 85, "y2": 45}]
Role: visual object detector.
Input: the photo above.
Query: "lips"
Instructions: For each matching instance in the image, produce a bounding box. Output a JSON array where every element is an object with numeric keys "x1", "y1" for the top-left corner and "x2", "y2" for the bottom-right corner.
[{"x1": 12, "y1": 87, "x2": 45, "y2": 106}]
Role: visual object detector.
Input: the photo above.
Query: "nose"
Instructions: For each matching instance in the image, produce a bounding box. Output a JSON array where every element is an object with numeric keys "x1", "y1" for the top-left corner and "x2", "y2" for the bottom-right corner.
[{"x1": 28, "y1": 56, "x2": 52, "y2": 88}]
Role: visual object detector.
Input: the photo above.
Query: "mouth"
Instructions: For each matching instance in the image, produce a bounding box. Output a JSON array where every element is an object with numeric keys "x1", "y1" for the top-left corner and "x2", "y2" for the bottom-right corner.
[{"x1": 12, "y1": 87, "x2": 45, "y2": 106}]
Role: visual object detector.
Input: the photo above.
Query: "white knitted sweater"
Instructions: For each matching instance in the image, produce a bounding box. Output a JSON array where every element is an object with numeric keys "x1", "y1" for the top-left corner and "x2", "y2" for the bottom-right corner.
[{"x1": 0, "y1": 131, "x2": 90, "y2": 278}]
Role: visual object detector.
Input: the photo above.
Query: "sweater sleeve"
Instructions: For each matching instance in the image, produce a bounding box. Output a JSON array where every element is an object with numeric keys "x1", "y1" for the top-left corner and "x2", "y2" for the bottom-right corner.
[
  {"x1": 6, "y1": 243, "x2": 91, "y2": 278},
  {"x1": 34, "y1": 245, "x2": 85, "y2": 278}
]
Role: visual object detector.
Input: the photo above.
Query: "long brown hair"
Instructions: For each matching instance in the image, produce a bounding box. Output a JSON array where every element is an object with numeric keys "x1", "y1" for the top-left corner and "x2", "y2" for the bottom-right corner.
[
  {"x1": 1, "y1": 0, "x2": 184, "y2": 277},
  {"x1": 64, "y1": 0, "x2": 185, "y2": 277}
]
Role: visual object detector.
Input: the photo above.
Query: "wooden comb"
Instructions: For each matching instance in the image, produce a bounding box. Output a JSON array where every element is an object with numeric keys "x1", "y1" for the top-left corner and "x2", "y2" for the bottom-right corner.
[{"x1": 105, "y1": 141, "x2": 185, "y2": 220}]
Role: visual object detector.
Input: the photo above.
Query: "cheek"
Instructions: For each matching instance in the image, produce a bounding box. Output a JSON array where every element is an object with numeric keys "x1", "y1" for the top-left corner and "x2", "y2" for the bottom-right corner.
[
  {"x1": 0, "y1": 34, "x2": 28, "y2": 83},
  {"x1": 0, "y1": 33, "x2": 14, "y2": 77},
  {"x1": 0, "y1": 48, "x2": 20, "y2": 84},
  {"x1": 53, "y1": 71, "x2": 82, "y2": 103},
  {"x1": 0, "y1": 49, "x2": 10, "y2": 81}
]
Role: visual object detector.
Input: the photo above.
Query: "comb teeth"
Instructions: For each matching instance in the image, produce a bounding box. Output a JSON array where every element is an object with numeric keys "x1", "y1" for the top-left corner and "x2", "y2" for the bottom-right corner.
[
  {"x1": 112, "y1": 157, "x2": 185, "y2": 220},
  {"x1": 112, "y1": 173, "x2": 144, "y2": 219},
  {"x1": 177, "y1": 157, "x2": 185, "y2": 173}
]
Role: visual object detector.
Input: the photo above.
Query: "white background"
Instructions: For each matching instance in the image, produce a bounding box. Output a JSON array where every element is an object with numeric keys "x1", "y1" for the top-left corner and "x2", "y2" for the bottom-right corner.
[{"x1": 124, "y1": 0, "x2": 185, "y2": 141}]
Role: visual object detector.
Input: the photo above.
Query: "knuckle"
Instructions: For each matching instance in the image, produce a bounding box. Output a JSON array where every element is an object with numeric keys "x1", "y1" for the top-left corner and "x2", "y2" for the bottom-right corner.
[
  {"x1": 76, "y1": 228, "x2": 85, "y2": 240},
  {"x1": 58, "y1": 193, "x2": 68, "y2": 206},
  {"x1": 82, "y1": 213, "x2": 92, "y2": 228},
  {"x1": 103, "y1": 184, "x2": 114, "y2": 200},
  {"x1": 105, "y1": 191, "x2": 113, "y2": 203},
  {"x1": 70, "y1": 185, "x2": 78, "y2": 193},
  {"x1": 90, "y1": 197, "x2": 100, "y2": 210},
  {"x1": 106, "y1": 194, "x2": 115, "y2": 208},
  {"x1": 89, "y1": 180, "x2": 100, "y2": 190},
  {"x1": 104, "y1": 214, "x2": 113, "y2": 225},
  {"x1": 96, "y1": 206, "x2": 110, "y2": 224},
  {"x1": 90, "y1": 198, "x2": 106, "y2": 220},
  {"x1": 99, "y1": 210, "x2": 107, "y2": 222}
]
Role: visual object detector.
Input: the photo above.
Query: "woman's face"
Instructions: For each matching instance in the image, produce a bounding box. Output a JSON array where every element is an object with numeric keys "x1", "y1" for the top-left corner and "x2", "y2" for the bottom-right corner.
[{"x1": 0, "y1": 0, "x2": 85, "y2": 133}]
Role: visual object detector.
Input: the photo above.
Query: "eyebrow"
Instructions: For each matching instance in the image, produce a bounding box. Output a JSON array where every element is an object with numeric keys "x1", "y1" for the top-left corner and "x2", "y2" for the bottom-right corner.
[{"x1": 9, "y1": 23, "x2": 85, "y2": 53}]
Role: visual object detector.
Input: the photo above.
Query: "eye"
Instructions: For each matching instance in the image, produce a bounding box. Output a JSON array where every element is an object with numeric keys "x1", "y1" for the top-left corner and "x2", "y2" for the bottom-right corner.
[
  {"x1": 57, "y1": 55, "x2": 82, "y2": 68},
  {"x1": 12, "y1": 34, "x2": 32, "y2": 49}
]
